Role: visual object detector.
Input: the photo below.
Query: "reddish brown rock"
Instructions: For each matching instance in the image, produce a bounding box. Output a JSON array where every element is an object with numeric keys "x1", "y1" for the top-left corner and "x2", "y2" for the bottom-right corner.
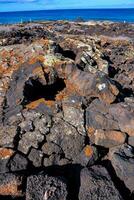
[
  {"x1": 86, "y1": 99, "x2": 119, "y2": 132},
  {"x1": 86, "y1": 99, "x2": 134, "y2": 138},
  {"x1": 109, "y1": 103, "x2": 134, "y2": 136},
  {"x1": 0, "y1": 148, "x2": 14, "y2": 173},
  {"x1": 0, "y1": 148, "x2": 14, "y2": 159},
  {"x1": 0, "y1": 173, "x2": 24, "y2": 196},
  {"x1": 64, "y1": 64, "x2": 119, "y2": 104},
  {"x1": 93, "y1": 130, "x2": 126, "y2": 148}
]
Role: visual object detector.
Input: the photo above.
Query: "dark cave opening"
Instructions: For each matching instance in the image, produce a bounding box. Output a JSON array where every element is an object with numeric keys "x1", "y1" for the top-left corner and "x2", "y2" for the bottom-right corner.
[
  {"x1": 61, "y1": 50, "x2": 76, "y2": 60},
  {"x1": 55, "y1": 45, "x2": 76, "y2": 60},
  {"x1": 22, "y1": 77, "x2": 66, "y2": 105}
]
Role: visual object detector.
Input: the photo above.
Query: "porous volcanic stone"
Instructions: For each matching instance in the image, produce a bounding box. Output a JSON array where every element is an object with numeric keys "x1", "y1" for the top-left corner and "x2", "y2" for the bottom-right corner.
[
  {"x1": 26, "y1": 174, "x2": 68, "y2": 200},
  {"x1": 0, "y1": 173, "x2": 24, "y2": 197}
]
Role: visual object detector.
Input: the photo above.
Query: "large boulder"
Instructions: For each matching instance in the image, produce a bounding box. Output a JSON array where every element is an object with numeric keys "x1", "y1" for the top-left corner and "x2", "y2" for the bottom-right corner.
[
  {"x1": 79, "y1": 165, "x2": 123, "y2": 200},
  {"x1": 109, "y1": 144, "x2": 134, "y2": 192}
]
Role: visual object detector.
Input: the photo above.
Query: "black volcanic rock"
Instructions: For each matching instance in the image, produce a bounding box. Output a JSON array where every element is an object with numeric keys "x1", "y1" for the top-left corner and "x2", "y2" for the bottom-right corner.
[
  {"x1": 26, "y1": 174, "x2": 68, "y2": 200},
  {"x1": 0, "y1": 20, "x2": 134, "y2": 199},
  {"x1": 109, "y1": 144, "x2": 134, "y2": 192},
  {"x1": 79, "y1": 166, "x2": 123, "y2": 200}
]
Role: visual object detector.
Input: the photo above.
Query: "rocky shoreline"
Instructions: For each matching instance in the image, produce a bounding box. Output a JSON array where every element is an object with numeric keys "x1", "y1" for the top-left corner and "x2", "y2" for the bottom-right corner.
[{"x1": 0, "y1": 21, "x2": 134, "y2": 200}]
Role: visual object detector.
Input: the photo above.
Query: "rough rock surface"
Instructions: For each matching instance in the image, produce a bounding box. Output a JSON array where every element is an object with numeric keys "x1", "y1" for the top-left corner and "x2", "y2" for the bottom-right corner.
[
  {"x1": 0, "y1": 173, "x2": 24, "y2": 197},
  {"x1": 109, "y1": 144, "x2": 134, "y2": 192},
  {"x1": 79, "y1": 166, "x2": 123, "y2": 200},
  {"x1": 26, "y1": 174, "x2": 68, "y2": 200},
  {"x1": 0, "y1": 21, "x2": 134, "y2": 199}
]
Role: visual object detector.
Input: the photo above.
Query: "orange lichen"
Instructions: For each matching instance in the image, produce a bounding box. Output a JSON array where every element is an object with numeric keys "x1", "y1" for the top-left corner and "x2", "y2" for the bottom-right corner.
[
  {"x1": 0, "y1": 148, "x2": 14, "y2": 159},
  {"x1": 84, "y1": 145, "x2": 93, "y2": 157},
  {"x1": 0, "y1": 49, "x2": 24, "y2": 78},
  {"x1": 0, "y1": 181, "x2": 22, "y2": 196},
  {"x1": 26, "y1": 98, "x2": 55, "y2": 109},
  {"x1": 28, "y1": 55, "x2": 45, "y2": 65},
  {"x1": 56, "y1": 81, "x2": 79, "y2": 102},
  {"x1": 56, "y1": 89, "x2": 68, "y2": 101}
]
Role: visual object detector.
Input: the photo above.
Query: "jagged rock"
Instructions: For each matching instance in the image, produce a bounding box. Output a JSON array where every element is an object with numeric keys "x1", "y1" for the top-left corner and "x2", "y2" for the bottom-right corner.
[
  {"x1": 0, "y1": 148, "x2": 14, "y2": 173},
  {"x1": 43, "y1": 154, "x2": 70, "y2": 167},
  {"x1": 109, "y1": 144, "x2": 134, "y2": 192},
  {"x1": 93, "y1": 130, "x2": 126, "y2": 148},
  {"x1": 86, "y1": 99, "x2": 119, "y2": 133},
  {"x1": 42, "y1": 142, "x2": 62, "y2": 155},
  {"x1": 62, "y1": 96, "x2": 85, "y2": 135},
  {"x1": 104, "y1": 41, "x2": 134, "y2": 92},
  {"x1": 47, "y1": 117, "x2": 85, "y2": 161},
  {"x1": 28, "y1": 148, "x2": 44, "y2": 167},
  {"x1": 26, "y1": 174, "x2": 68, "y2": 200},
  {"x1": 79, "y1": 166, "x2": 123, "y2": 200},
  {"x1": 74, "y1": 145, "x2": 99, "y2": 166},
  {"x1": 18, "y1": 131, "x2": 44, "y2": 154},
  {"x1": 4, "y1": 111, "x2": 23, "y2": 127},
  {"x1": 20, "y1": 110, "x2": 52, "y2": 135},
  {"x1": 0, "y1": 173, "x2": 24, "y2": 197},
  {"x1": 109, "y1": 103, "x2": 134, "y2": 136},
  {"x1": 0, "y1": 126, "x2": 17, "y2": 148},
  {"x1": 74, "y1": 43, "x2": 109, "y2": 74},
  {"x1": 64, "y1": 64, "x2": 119, "y2": 104},
  {"x1": 86, "y1": 99, "x2": 134, "y2": 138},
  {"x1": 33, "y1": 113, "x2": 52, "y2": 135},
  {"x1": 8, "y1": 153, "x2": 29, "y2": 172},
  {"x1": 6, "y1": 61, "x2": 46, "y2": 112}
]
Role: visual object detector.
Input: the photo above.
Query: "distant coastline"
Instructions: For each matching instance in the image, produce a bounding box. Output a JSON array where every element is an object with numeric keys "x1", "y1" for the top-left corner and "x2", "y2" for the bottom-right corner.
[{"x1": 0, "y1": 8, "x2": 134, "y2": 24}]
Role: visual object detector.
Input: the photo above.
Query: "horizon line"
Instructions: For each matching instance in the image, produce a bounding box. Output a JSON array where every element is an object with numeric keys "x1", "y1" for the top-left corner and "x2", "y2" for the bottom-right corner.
[{"x1": 1, "y1": 7, "x2": 134, "y2": 13}]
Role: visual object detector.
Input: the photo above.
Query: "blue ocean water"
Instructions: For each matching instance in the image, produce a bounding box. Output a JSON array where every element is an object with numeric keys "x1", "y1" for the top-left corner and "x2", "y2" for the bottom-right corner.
[{"x1": 0, "y1": 9, "x2": 134, "y2": 24}]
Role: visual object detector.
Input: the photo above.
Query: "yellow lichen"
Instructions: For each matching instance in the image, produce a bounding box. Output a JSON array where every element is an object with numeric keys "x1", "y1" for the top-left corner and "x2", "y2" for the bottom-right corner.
[
  {"x1": 26, "y1": 98, "x2": 55, "y2": 109},
  {"x1": 84, "y1": 145, "x2": 93, "y2": 157}
]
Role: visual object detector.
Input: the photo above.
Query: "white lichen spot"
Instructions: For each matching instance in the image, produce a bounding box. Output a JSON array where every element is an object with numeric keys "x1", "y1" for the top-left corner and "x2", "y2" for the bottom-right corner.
[
  {"x1": 71, "y1": 99, "x2": 75, "y2": 103},
  {"x1": 97, "y1": 83, "x2": 106, "y2": 91},
  {"x1": 17, "y1": 113, "x2": 21, "y2": 117}
]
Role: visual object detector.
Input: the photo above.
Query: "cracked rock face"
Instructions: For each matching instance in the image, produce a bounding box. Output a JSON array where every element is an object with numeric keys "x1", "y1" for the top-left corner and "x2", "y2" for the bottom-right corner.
[{"x1": 0, "y1": 21, "x2": 134, "y2": 200}]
